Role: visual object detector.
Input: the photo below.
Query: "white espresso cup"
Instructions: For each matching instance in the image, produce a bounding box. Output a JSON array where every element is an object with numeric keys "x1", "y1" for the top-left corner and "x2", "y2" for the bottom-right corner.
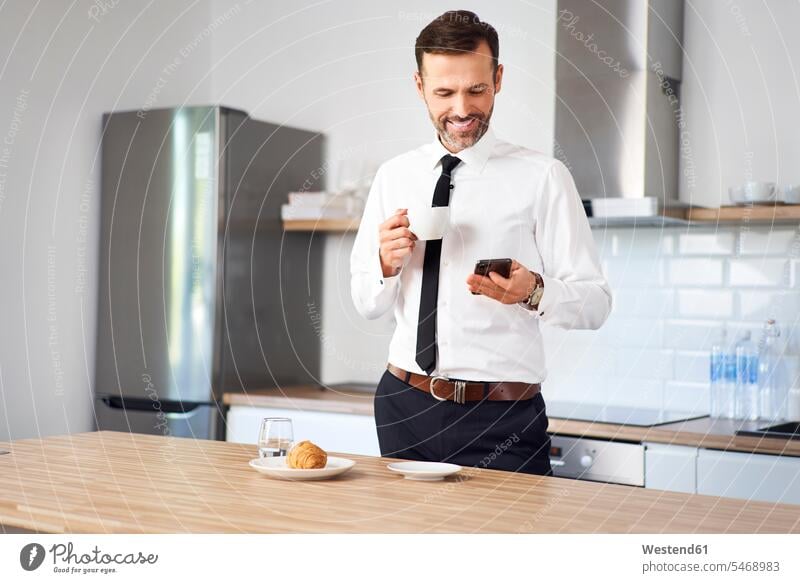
[{"x1": 407, "y1": 206, "x2": 450, "y2": 240}]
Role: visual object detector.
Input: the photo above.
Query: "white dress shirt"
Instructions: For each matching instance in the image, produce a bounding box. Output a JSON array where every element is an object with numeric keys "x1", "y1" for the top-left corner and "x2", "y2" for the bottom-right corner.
[{"x1": 350, "y1": 126, "x2": 612, "y2": 384}]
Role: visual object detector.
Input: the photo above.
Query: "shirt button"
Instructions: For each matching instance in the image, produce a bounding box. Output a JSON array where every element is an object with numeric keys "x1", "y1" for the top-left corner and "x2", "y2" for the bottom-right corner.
[{"x1": 443, "y1": 260, "x2": 449, "y2": 266}]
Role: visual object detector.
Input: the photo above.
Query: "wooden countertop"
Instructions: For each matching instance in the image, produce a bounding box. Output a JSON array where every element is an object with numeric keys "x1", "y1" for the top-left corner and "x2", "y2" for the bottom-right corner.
[
  {"x1": 224, "y1": 387, "x2": 800, "y2": 457},
  {"x1": 223, "y1": 384, "x2": 375, "y2": 416},
  {"x1": 546, "y1": 415, "x2": 800, "y2": 457},
  {"x1": 1, "y1": 431, "x2": 798, "y2": 533}
]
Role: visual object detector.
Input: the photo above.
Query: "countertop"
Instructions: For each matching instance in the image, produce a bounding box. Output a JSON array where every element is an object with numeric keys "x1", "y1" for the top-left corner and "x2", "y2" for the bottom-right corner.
[
  {"x1": 223, "y1": 384, "x2": 375, "y2": 415},
  {"x1": 1, "y1": 431, "x2": 798, "y2": 533},
  {"x1": 224, "y1": 386, "x2": 800, "y2": 457}
]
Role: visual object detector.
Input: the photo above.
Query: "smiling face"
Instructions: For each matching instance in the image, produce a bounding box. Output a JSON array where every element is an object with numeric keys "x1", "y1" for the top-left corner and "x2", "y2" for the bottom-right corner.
[{"x1": 414, "y1": 40, "x2": 503, "y2": 153}]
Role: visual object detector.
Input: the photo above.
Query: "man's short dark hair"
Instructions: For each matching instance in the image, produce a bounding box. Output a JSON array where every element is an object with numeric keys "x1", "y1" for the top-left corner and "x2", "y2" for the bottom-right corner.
[{"x1": 415, "y1": 10, "x2": 499, "y2": 75}]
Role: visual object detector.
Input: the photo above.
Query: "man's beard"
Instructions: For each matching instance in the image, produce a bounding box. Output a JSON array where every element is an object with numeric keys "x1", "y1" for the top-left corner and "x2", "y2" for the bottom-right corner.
[{"x1": 430, "y1": 103, "x2": 493, "y2": 151}]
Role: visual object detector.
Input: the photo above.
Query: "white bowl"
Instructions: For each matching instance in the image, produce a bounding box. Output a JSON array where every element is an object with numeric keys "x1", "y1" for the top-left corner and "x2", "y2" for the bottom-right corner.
[
  {"x1": 730, "y1": 181, "x2": 777, "y2": 205},
  {"x1": 783, "y1": 185, "x2": 800, "y2": 204}
]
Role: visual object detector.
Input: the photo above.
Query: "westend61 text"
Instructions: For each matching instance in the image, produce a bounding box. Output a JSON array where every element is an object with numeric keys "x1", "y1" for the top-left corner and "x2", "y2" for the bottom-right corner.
[{"x1": 642, "y1": 544, "x2": 708, "y2": 555}]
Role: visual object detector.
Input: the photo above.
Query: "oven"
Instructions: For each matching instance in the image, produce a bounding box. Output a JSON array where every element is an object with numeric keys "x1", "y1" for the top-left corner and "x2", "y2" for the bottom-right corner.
[{"x1": 548, "y1": 434, "x2": 645, "y2": 486}]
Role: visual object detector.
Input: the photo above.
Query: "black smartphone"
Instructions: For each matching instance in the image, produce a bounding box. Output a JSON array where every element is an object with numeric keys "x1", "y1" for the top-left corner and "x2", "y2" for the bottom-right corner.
[{"x1": 472, "y1": 258, "x2": 512, "y2": 294}]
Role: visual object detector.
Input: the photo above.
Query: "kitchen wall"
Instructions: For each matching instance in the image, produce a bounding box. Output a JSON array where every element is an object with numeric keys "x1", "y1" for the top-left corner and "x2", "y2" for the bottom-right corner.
[
  {"x1": 680, "y1": 0, "x2": 800, "y2": 206},
  {"x1": 0, "y1": 1, "x2": 216, "y2": 441}
]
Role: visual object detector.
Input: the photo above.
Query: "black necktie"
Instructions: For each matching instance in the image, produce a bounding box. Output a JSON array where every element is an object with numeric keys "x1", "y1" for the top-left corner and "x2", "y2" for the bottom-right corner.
[{"x1": 415, "y1": 154, "x2": 462, "y2": 374}]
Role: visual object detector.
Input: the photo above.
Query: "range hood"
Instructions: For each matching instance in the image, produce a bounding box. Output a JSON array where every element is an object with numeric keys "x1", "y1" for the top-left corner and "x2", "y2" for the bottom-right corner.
[{"x1": 554, "y1": 0, "x2": 688, "y2": 225}]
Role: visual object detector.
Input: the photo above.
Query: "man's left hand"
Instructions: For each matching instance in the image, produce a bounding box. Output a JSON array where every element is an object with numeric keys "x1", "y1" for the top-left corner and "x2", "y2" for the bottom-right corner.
[{"x1": 466, "y1": 259, "x2": 536, "y2": 304}]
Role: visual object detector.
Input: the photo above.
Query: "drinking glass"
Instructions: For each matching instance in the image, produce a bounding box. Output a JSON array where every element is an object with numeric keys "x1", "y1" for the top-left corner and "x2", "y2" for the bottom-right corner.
[{"x1": 258, "y1": 417, "x2": 293, "y2": 458}]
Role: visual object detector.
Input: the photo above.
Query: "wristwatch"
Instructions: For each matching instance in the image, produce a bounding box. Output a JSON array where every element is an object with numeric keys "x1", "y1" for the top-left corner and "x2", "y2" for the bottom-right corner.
[{"x1": 521, "y1": 271, "x2": 544, "y2": 311}]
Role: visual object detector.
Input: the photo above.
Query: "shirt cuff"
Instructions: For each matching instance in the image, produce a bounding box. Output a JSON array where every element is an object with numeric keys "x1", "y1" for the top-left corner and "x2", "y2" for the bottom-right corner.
[{"x1": 374, "y1": 246, "x2": 402, "y2": 292}]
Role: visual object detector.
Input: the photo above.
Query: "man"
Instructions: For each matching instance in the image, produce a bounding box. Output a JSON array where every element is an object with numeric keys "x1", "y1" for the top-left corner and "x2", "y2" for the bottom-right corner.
[{"x1": 350, "y1": 10, "x2": 611, "y2": 476}]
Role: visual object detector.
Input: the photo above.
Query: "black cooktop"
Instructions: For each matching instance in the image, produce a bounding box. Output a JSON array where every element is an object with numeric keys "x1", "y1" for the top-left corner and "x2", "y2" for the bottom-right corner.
[
  {"x1": 545, "y1": 401, "x2": 708, "y2": 427},
  {"x1": 736, "y1": 422, "x2": 800, "y2": 441}
]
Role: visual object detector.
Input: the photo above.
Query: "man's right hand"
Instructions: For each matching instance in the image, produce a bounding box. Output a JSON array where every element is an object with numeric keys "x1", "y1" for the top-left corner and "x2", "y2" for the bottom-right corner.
[{"x1": 379, "y1": 208, "x2": 417, "y2": 277}]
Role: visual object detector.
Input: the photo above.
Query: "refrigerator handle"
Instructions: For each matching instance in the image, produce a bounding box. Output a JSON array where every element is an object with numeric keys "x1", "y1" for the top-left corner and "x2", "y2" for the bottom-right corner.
[{"x1": 100, "y1": 395, "x2": 211, "y2": 415}]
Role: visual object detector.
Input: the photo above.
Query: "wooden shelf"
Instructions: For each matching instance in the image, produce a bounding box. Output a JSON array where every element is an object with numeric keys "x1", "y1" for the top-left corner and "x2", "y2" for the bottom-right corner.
[
  {"x1": 281, "y1": 204, "x2": 800, "y2": 232},
  {"x1": 282, "y1": 218, "x2": 360, "y2": 232},
  {"x1": 687, "y1": 203, "x2": 800, "y2": 223}
]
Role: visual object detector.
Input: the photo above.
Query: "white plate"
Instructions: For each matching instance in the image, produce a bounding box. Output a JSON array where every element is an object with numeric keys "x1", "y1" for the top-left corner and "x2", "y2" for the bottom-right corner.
[
  {"x1": 386, "y1": 461, "x2": 462, "y2": 481},
  {"x1": 249, "y1": 456, "x2": 355, "y2": 480}
]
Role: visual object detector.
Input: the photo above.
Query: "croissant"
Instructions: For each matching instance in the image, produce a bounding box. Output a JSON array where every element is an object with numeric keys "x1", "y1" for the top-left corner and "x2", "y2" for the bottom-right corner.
[{"x1": 287, "y1": 440, "x2": 327, "y2": 469}]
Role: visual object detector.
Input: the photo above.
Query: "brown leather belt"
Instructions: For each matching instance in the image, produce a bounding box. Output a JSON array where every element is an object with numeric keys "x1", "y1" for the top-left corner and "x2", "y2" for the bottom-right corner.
[{"x1": 386, "y1": 363, "x2": 540, "y2": 404}]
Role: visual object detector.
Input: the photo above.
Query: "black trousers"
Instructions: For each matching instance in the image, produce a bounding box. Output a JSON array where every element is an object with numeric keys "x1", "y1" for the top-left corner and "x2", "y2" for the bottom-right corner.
[{"x1": 374, "y1": 368, "x2": 553, "y2": 476}]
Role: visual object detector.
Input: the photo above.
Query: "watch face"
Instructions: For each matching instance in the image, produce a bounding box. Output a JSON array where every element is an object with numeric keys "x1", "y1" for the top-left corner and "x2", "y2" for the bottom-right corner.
[{"x1": 531, "y1": 288, "x2": 544, "y2": 305}]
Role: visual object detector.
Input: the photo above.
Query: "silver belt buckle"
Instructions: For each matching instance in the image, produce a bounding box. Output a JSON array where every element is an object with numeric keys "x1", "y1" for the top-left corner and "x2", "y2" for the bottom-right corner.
[
  {"x1": 430, "y1": 375, "x2": 466, "y2": 404},
  {"x1": 429, "y1": 376, "x2": 449, "y2": 401}
]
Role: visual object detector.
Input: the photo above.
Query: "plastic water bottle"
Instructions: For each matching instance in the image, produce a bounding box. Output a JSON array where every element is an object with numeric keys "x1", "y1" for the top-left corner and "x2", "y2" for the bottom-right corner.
[
  {"x1": 758, "y1": 319, "x2": 788, "y2": 422},
  {"x1": 734, "y1": 331, "x2": 759, "y2": 420},
  {"x1": 709, "y1": 335, "x2": 725, "y2": 418},
  {"x1": 721, "y1": 350, "x2": 737, "y2": 418}
]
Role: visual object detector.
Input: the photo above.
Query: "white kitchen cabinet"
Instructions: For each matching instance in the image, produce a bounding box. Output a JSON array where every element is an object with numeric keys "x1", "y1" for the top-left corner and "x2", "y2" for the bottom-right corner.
[
  {"x1": 226, "y1": 405, "x2": 381, "y2": 456},
  {"x1": 697, "y1": 448, "x2": 800, "y2": 505},
  {"x1": 644, "y1": 442, "x2": 698, "y2": 494}
]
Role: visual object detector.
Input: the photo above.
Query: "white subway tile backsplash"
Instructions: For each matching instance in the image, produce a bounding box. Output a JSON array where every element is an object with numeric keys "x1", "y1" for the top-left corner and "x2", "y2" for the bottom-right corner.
[
  {"x1": 548, "y1": 225, "x2": 795, "y2": 410},
  {"x1": 543, "y1": 373, "x2": 607, "y2": 403},
  {"x1": 576, "y1": 345, "x2": 617, "y2": 377},
  {"x1": 603, "y1": 259, "x2": 665, "y2": 288},
  {"x1": 544, "y1": 327, "x2": 616, "y2": 377},
  {"x1": 673, "y1": 350, "x2": 710, "y2": 384},
  {"x1": 663, "y1": 320, "x2": 723, "y2": 351},
  {"x1": 597, "y1": 228, "x2": 674, "y2": 258},
  {"x1": 738, "y1": 227, "x2": 798, "y2": 256},
  {"x1": 600, "y1": 317, "x2": 664, "y2": 348},
  {"x1": 603, "y1": 378, "x2": 663, "y2": 409},
  {"x1": 615, "y1": 348, "x2": 674, "y2": 380},
  {"x1": 676, "y1": 289, "x2": 735, "y2": 319},
  {"x1": 782, "y1": 324, "x2": 800, "y2": 354},
  {"x1": 610, "y1": 289, "x2": 674, "y2": 318},
  {"x1": 727, "y1": 258, "x2": 788, "y2": 287},
  {"x1": 668, "y1": 258, "x2": 724, "y2": 286},
  {"x1": 783, "y1": 356, "x2": 800, "y2": 390},
  {"x1": 678, "y1": 231, "x2": 735, "y2": 255},
  {"x1": 663, "y1": 381, "x2": 710, "y2": 414},
  {"x1": 737, "y1": 290, "x2": 800, "y2": 322}
]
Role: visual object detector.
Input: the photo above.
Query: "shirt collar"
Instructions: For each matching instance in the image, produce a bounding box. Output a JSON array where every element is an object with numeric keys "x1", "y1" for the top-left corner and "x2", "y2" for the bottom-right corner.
[{"x1": 428, "y1": 125, "x2": 496, "y2": 174}]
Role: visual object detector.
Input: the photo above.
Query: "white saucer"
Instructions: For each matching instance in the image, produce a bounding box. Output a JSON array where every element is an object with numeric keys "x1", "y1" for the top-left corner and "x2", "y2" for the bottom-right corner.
[
  {"x1": 249, "y1": 456, "x2": 355, "y2": 480},
  {"x1": 386, "y1": 461, "x2": 462, "y2": 481}
]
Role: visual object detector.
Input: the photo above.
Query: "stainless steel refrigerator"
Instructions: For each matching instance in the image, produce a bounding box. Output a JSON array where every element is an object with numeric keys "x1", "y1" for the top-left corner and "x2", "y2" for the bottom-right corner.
[{"x1": 94, "y1": 106, "x2": 324, "y2": 440}]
